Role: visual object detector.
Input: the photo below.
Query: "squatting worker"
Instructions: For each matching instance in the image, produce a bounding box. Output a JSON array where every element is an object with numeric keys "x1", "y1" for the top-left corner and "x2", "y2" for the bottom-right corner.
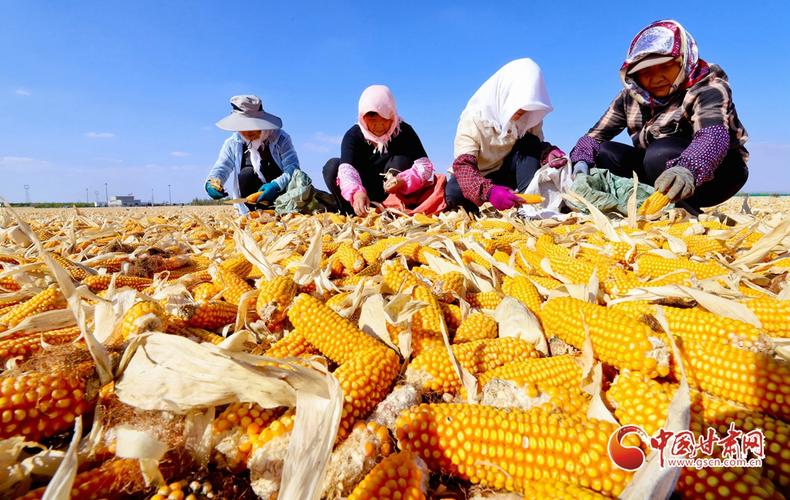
[
  {"x1": 205, "y1": 95, "x2": 306, "y2": 215},
  {"x1": 445, "y1": 58, "x2": 568, "y2": 213},
  {"x1": 570, "y1": 20, "x2": 748, "y2": 211},
  {"x1": 322, "y1": 85, "x2": 439, "y2": 216}
]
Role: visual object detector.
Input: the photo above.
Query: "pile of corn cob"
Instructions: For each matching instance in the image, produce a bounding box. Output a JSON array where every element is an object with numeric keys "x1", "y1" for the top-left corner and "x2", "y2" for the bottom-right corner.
[{"x1": 0, "y1": 201, "x2": 788, "y2": 499}]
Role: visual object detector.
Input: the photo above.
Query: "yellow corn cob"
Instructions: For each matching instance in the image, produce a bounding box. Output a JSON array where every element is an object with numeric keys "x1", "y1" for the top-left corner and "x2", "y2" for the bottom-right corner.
[
  {"x1": 410, "y1": 284, "x2": 446, "y2": 355},
  {"x1": 432, "y1": 271, "x2": 466, "y2": 302},
  {"x1": 347, "y1": 450, "x2": 428, "y2": 500},
  {"x1": 359, "y1": 237, "x2": 406, "y2": 265},
  {"x1": 50, "y1": 253, "x2": 90, "y2": 280},
  {"x1": 334, "y1": 347, "x2": 401, "y2": 440},
  {"x1": 191, "y1": 281, "x2": 222, "y2": 302},
  {"x1": 693, "y1": 391, "x2": 790, "y2": 488},
  {"x1": 514, "y1": 247, "x2": 549, "y2": 277},
  {"x1": 520, "y1": 481, "x2": 611, "y2": 499},
  {"x1": 186, "y1": 300, "x2": 237, "y2": 330},
  {"x1": 0, "y1": 326, "x2": 80, "y2": 364},
  {"x1": 492, "y1": 249, "x2": 512, "y2": 264},
  {"x1": 395, "y1": 403, "x2": 633, "y2": 497},
  {"x1": 212, "y1": 267, "x2": 255, "y2": 308},
  {"x1": 743, "y1": 297, "x2": 790, "y2": 338},
  {"x1": 638, "y1": 191, "x2": 671, "y2": 216},
  {"x1": 249, "y1": 408, "x2": 296, "y2": 455},
  {"x1": 607, "y1": 369, "x2": 676, "y2": 436},
  {"x1": 278, "y1": 254, "x2": 303, "y2": 274},
  {"x1": 213, "y1": 403, "x2": 283, "y2": 466},
  {"x1": 440, "y1": 302, "x2": 463, "y2": 333},
  {"x1": 475, "y1": 219, "x2": 514, "y2": 231},
  {"x1": 478, "y1": 355, "x2": 583, "y2": 389},
  {"x1": 406, "y1": 338, "x2": 540, "y2": 394},
  {"x1": 453, "y1": 312, "x2": 498, "y2": 343},
  {"x1": 635, "y1": 254, "x2": 728, "y2": 280},
  {"x1": 0, "y1": 276, "x2": 21, "y2": 291},
  {"x1": 286, "y1": 294, "x2": 384, "y2": 364},
  {"x1": 220, "y1": 254, "x2": 253, "y2": 278},
  {"x1": 541, "y1": 297, "x2": 670, "y2": 378},
  {"x1": 526, "y1": 275, "x2": 564, "y2": 290},
  {"x1": 738, "y1": 283, "x2": 772, "y2": 299},
  {"x1": 466, "y1": 291, "x2": 503, "y2": 310},
  {"x1": 461, "y1": 249, "x2": 492, "y2": 270},
  {"x1": 502, "y1": 275, "x2": 542, "y2": 313},
  {"x1": 18, "y1": 458, "x2": 147, "y2": 500},
  {"x1": 334, "y1": 243, "x2": 366, "y2": 275},
  {"x1": 412, "y1": 265, "x2": 439, "y2": 282},
  {"x1": 172, "y1": 326, "x2": 225, "y2": 345},
  {"x1": 255, "y1": 275, "x2": 296, "y2": 328},
  {"x1": 396, "y1": 243, "x2": 440, "y2": 265},
  {"x1": 114, "y1": 300, "x2": 167, "y2": 341},
  {"x1": 676, "y1": 464, "x2": 779, "y2": 500},
  {"x1": 82, "y1": 274, "x2": 153, "y2": 292},
  {"x1": 0, "y1": 361, "x2": 96, "y2": 441},
  {"x1": 90, "y1": 255, "x2": 130, "y2": 273},
  {"x1": 150, "y1": 480, "x2": 217, "y2": 500},
  {"x1": 516, "y1": 193, "x2": 544, "y2": 204},
  {"x1": 0, "y1": 285, "x2": 67, "y2": 328},
  {"x1": 382, "y1": 259, "x2": 423, "y2": 292},
  {"x1": 264, "y1": 329, "x2": 320, "y2": 358},
  {"x1": 682, "y1": 234, "x2": 728, "y2": 257},
  {"x1": 681, "y1": 339, "x2": 789, "y2": 420}
]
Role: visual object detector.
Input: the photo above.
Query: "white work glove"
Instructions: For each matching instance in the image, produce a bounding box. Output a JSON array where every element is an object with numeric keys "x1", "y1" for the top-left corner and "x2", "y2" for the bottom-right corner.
[{"x1": 655, "y1": 166, "x2": 695, "y2": 202}]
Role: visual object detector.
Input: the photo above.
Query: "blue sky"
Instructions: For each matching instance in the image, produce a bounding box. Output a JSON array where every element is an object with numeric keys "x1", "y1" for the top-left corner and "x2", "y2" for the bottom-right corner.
[{"x1": 1, "y1": 1, "x2": 788, "y2": 203}]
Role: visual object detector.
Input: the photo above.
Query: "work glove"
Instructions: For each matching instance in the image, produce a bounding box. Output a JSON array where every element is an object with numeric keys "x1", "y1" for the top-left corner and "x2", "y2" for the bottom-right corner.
[
  {"x1": 541, "y1": 147, "x2": 568, "y2": 168},
  {"x1": 572, "y1": 161, "x2": 589, "y2": 178},
  {"x1": 255, "y1": 182, "x2": 281, "y2": 204},
  {"x1": 205, "y1": 179, "x2": 227, "y2": 200},
  {"x1": 488, "y1": 185, "x2": 524, "y2": 211},
  {"x1": 654, "y1": 166, "x2": 695, "y2": 202}
]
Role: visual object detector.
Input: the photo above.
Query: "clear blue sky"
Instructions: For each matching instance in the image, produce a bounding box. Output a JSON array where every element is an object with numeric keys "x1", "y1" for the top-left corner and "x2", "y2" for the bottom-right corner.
[{"x1": 1, "y1": 1, "x2": 788, "y2": 203}]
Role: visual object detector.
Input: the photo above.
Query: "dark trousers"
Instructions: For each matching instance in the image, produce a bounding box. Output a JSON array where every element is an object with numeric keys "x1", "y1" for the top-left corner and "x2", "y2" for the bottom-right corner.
[
  {"x1": 445, "y1": 133, "x2": 543, "y2": 212},
  {"x1": 596, "y1": 137, "x2": 748, "y2": 209},
  {"x1": 323, "y1": 155, "x2": 412, "y2": 214}
]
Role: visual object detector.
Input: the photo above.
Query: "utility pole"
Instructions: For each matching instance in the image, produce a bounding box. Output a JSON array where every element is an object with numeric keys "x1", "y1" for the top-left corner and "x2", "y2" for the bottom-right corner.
[
  {"x1": 85, "y1": 188, "x2": 89, "y2": 204},
  {"x1": 168, "y1": 184, "x2": 172, "y2": 205},
  {"x1": 151, "y1": 188, "x2": 154, "y2": 206},
  {"x1": 23, "y1": 185, "x2": 30, "y2": 204},
  {"x1": 104, "y1": 182, "x2": 108, "y2": 206}
]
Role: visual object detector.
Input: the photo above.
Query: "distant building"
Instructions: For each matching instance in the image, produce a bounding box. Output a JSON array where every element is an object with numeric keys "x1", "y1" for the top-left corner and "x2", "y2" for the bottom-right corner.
[{"x1": 108, "y1": 195, "x2": 142, "y2": 207}]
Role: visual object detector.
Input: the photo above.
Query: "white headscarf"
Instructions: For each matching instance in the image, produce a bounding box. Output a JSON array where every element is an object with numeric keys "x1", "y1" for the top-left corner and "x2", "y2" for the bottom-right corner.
[
  {"x1": 243, "y1": 130, "x2": 274, "y2": 180},
  {"x1": 461, "y1": 58, "x2": 553, "y2": 140}
]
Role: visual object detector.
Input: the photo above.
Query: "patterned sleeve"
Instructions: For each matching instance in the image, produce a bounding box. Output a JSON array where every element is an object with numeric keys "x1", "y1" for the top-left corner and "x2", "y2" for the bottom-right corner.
[
  {"x1": 453, "y1": 154, "x2": 492, "y2": 206},
  {"x1": 337, "y1": 163, "x2": 365, "y2": 202},
  {"x1": 569, "y1": 136, "x2": 602, "y2": 165},
  {"x1": 396, "y1": 157, "x2": 434, "y2": 194},
  {"x1": 665, "y1": 125, "x2": 730, "y2": 186}
]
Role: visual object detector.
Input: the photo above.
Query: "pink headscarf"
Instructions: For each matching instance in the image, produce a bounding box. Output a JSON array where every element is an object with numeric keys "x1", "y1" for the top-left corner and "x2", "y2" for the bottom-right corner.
[{"x1": 357, "y1": 85, "x2": 402, "y2": 154}]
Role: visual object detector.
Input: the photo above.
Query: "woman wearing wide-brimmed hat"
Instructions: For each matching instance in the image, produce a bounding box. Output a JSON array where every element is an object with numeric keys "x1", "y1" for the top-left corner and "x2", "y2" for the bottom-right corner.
[{"x1": 205, "y1": 95, "x2": 306, "y2": 215}]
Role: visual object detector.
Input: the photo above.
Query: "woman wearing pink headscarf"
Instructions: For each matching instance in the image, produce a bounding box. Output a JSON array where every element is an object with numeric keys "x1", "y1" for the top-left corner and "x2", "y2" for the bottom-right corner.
[{"x1": 323, "y1": 85, "x2": 436, "y2": 216}]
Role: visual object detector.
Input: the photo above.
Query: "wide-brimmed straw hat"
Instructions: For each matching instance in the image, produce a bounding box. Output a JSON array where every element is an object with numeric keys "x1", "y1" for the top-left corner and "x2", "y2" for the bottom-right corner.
[{"x1": 215, "y1": 95, "x2": 282, "y2": 131}]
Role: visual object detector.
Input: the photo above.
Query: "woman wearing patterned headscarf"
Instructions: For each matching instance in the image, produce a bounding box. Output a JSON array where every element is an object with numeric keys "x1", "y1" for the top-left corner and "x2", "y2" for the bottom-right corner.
[
  {"x1": 570, "y1": 20, "x2": 748, "y2": 210},
  {"x1": 323, "y1": 85, "x2": 437, "y2": 216}
]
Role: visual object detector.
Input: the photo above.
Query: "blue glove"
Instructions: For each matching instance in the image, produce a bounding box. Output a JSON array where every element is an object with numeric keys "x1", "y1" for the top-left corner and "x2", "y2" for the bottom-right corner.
[
  {"x1": 572, "y1": 161, "x2": 590, "y2": 178},
  {"x1": 205, "y1": 179, "x2": 227, "y2": 200},
  {"x1": 256, "y1": 182, "x2": 281, "y2": 204}
]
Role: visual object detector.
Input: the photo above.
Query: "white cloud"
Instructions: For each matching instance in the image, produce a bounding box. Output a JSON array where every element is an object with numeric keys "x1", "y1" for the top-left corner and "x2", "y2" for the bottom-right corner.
[
  {"x1": 170, "y1": 151, "x2": 191, "y2": 158},
  {"x1": 15, "y1": 89, "x2": 31, "y2": 96},
  {"x1": 0, "y1": 156, "x2": 49, "y2": 166},
  {"x1": 314, "y1": 132, "x2": 343, "y2": 145},
  {"x1": 94, "y1": 157, "x2": 123, "y2": 164},
  {"x1": 301, "y1": 131, "x2": 344, "y2": 154},
  {"x1": 84, "y1": 131, "x2": 116, "y2": 139}
]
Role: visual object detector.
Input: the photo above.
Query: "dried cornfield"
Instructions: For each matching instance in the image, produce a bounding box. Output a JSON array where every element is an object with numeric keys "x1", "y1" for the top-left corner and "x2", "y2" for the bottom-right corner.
[{"x1": 0, "y1": 197, "x2": 787, "y2": 499}]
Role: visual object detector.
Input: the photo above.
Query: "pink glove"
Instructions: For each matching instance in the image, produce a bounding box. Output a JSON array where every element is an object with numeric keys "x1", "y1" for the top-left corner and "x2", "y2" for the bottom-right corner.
[
  {"x1": 542, "y1": 147, "x2": 568, "y2": 168},
  {"x1": 488, "y1": 185, "x2": 523, "y2": 210}
]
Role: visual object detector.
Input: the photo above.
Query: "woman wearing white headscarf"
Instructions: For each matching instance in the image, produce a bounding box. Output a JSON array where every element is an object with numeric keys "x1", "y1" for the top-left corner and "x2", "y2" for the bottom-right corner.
[{"x1": 446, "y1": 58, "x2": 567, "y2": 212}]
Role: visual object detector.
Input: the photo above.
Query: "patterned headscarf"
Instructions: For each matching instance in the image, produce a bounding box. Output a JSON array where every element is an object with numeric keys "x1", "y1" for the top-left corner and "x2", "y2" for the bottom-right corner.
[{"x1": 620, "y1": 20, "x2": 709, "y2": 106}]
